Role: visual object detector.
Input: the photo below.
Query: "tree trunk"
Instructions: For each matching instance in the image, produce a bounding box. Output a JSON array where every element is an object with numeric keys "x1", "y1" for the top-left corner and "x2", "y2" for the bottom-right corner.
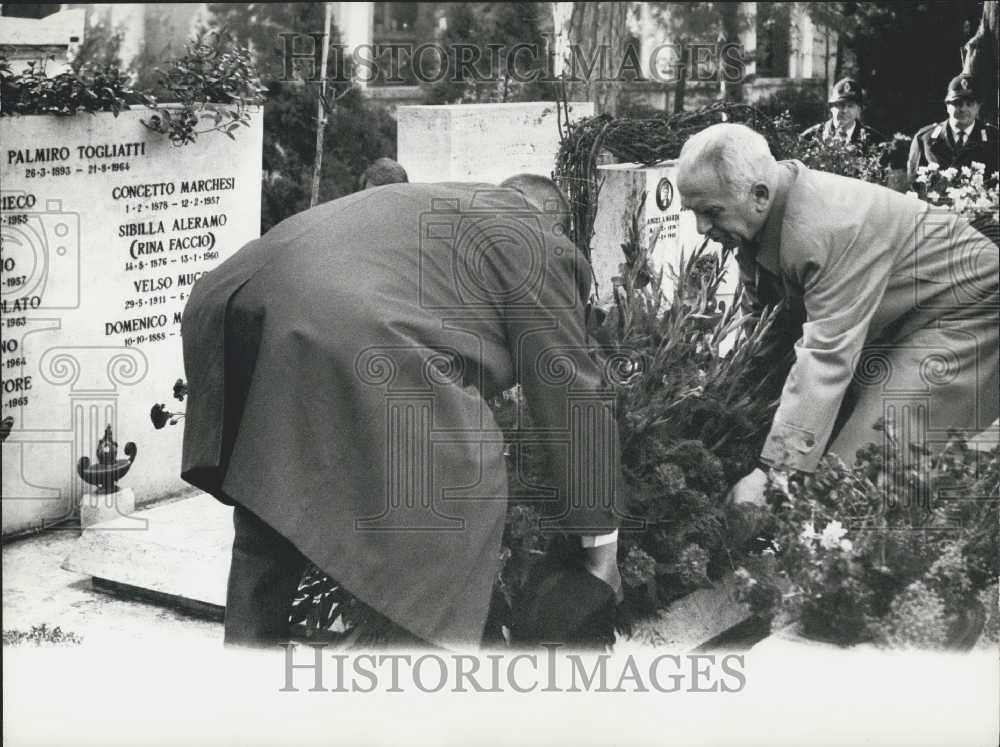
[
  {"x1": 565, "y1": 2, "x2": 630, "y2": 116},
  {"x1": 719, "y1": 2, "x2": 743, "y2": 102},
  {"x1": 962, "y1": 0, "x2": 998, "y2": 122},
  {"x1": 309, "y1": 2, "x2": 333, "y2": 208},
  {"x1": 673, "y1": 44, "x2": 687, "y2": 114}
]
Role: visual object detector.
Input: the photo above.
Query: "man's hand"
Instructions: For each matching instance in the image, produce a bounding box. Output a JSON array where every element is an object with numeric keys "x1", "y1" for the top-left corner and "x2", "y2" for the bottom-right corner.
[
  {"x1": 582, "y1": 542, "x2": 623, "y2": 604},
  {"x1": 725, "y1": 467, "x2": 769, "y2": 506}
]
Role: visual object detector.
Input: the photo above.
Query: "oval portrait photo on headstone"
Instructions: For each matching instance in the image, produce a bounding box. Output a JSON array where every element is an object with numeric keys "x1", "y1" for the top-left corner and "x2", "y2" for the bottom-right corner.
[{"x1": 655, "y1": 176, "x2": 674, "y2": 211}]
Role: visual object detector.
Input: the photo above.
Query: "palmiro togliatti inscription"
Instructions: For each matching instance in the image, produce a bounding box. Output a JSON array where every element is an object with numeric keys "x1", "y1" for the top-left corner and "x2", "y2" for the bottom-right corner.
[{"x1": 0, "y1": 109, "x2": 262, "y2": 535}]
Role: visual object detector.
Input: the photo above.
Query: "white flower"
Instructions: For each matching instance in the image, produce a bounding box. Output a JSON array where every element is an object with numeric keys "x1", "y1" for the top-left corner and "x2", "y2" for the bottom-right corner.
[
  {"x1": 914, "y1": 174, "x2": 928, "y2": 184},
  {"x1": 941, "y1": 167, "x2": 958, "y2": 180},
  {"x1": 926, "y1": 190, "x2": 941, "y2": 201},
  {"x1": 820, "y1": 520, "x2": 848, "y2": 549},
  {"x1": 926, "y1": 162, "x2": 940, "y2": 171},
  {"x1": 839, "y1": 539, "x2": 853, "y2": 553},
  {"x1": 800, "y1": 522, "x2": 817, "y2": 543}
]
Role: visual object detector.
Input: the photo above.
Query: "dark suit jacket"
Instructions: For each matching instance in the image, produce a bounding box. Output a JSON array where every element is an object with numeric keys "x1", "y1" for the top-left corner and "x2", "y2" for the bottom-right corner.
[
  {"x1": 180, "y1": 183, "x2": 620, "y2": 646},
  {"x1": 907, "y1": 119, "x2": 1000, "y2": 183}
]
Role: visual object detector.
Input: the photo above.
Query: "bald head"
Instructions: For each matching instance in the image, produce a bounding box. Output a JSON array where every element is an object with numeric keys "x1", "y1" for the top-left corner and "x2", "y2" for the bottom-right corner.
[
  {"x1": 499, "y1": 173, "x2": 572, "y2": 236},
  {"x1": 359, "y1": 158, "x2": 409, "y2": 190},
  {"x1": 676, "y1": 124, "x2": 779, "y2": 245},
  {"x1": 677, "y1": 123, "x2": 778, "y2": 200}
]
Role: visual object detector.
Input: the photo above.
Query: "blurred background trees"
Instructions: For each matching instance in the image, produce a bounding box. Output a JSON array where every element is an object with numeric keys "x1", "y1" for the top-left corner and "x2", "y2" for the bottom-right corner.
[{"x1": 206, "y1": 3, "x2": 397, "y2": 231}]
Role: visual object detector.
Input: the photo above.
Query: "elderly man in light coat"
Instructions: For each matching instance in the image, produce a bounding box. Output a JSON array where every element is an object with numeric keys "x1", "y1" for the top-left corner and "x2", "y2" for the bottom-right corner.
[{"x1": 677, "y1": 123, "x2": 998, "y2": 503}]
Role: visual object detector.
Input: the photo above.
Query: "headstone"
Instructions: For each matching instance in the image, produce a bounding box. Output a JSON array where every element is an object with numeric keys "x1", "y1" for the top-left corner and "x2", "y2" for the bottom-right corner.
[
  {"x1": 396, "y1": 101, "x2": 594, "y2": 184},
  {"x1": 1, "y1": 107, "x2": 263, "y2": 536},
  {"x1": 590, "y1": 160, "x2": 737, "y2": 304}
]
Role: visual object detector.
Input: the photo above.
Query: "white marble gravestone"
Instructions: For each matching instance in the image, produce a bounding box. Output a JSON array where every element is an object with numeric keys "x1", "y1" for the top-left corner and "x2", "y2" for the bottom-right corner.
[
  {"x1": 590, "y1": 160, "x2": 737, "y2": 304},
  {"x1": 396, "y1": 101, "x2": 594, "y2": 184},
  {"x1": 0, "y1": 107, "x2": 262, "y2": 536}
]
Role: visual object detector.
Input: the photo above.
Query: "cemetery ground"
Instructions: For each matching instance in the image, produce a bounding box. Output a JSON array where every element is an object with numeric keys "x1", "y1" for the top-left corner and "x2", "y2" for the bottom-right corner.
[
  {"x1": 1, "y1": 486, "x2": 766, "y2": 652},
  {"x1": 2, "y1": 490, "x2": 222, "y2": 649}
]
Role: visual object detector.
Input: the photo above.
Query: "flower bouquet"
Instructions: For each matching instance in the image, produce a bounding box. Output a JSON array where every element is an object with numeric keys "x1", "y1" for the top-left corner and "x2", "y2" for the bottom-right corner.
[
  {"x1": 736, "y1": 429, "x2": 999, "y2": 650},
  {"x1": 911, "y1": 161, "x2": 999, "y2": 227}
]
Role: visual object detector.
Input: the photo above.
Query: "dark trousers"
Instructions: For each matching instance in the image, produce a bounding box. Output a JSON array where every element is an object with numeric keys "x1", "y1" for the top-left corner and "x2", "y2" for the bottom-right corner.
[
  {"x1": 224, "y1": 504, "x2": 308, "y2": 647},
  {"x1": 224, "y1": 505, "x2": 431, "y2": 648}
]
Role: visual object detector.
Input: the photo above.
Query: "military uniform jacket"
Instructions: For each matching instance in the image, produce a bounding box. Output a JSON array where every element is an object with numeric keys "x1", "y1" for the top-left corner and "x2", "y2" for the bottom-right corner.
[
  {"x1": 907, "y1": 119, "x2": 1000, "y2": 182},
  {"x1": 739, "y1": 161, "x2": 998, "y2": 472},
  {"x1": 180, "y1": 183, "x2": 620, "y2": 646},
  {"x1": 800, "y1": 120, "x2": 885, "y2": 151}
]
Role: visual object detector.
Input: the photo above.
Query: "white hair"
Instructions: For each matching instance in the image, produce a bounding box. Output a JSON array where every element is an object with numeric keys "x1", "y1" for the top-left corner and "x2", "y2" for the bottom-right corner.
[{"x1": 677, "y1": 123, "x2": 778, "y2": 198}]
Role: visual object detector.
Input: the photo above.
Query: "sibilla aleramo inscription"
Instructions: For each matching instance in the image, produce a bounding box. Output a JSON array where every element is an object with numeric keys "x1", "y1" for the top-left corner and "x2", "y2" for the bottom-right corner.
[{"x1": 0, "y1": 108, "x2": 262, "y2": 535}]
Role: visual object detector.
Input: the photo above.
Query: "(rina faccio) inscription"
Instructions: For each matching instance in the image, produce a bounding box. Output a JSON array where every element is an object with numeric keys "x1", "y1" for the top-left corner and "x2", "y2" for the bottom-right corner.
[{"x1": 0, "y1": 109, "x2": 262, "y2": 535}]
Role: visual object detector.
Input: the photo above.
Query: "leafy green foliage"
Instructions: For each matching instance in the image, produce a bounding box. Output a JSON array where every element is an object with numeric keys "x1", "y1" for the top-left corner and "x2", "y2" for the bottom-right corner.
[
  {"x1": 141, "y1": 31, "x2": 265, "y2": 146},
  {"x1": 0, "y1": 57, "x2": 135, "y2": 116},
  {"x1": 1, "y1": 31, "x2": 263, "y2": 150},
  {"x1": 752, "y1": 86, "x2": 829, "y2": 131},
  {"x1": 206, "y1": 4, "x2": 398, "y2": 231},
  {"x1": 736, "y1": 432, "x2": 999, "y2": 648},
  {"x1": 422, "y1": 3, "x2": 557, "y2": 105},
  {"x1": 478, "y1": 214, "x2": 791, "y2": 636},
  {"x1": 779, "y1": 127, "x2": 891, "y2": 182}
]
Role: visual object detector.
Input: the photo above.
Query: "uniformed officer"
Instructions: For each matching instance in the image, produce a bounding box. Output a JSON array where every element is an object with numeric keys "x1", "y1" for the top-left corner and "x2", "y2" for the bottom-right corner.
[
  {"x1": 801, "y1": 77, "x2": 885, "y2": 151},
  {"x1": 907, "y1": 73, "x2": 999, "y2": 184}
]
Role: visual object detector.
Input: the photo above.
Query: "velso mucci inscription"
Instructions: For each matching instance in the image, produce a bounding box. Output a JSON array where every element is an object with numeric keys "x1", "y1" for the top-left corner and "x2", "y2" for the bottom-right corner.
[{"x1": 0, "y1": 109, "x2": 262, "y2": 535}]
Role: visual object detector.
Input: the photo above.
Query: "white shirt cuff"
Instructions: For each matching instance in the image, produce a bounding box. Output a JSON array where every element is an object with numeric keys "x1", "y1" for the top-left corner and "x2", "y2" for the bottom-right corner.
[{"x1": 580, "y1": 529, "x2": 618, "y2": 548}]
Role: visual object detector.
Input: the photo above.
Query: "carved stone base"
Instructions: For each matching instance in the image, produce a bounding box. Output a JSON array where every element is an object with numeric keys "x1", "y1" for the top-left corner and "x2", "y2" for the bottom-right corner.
[
  {"x1": 79, "y1": 487, "x2": 136, "y2": 528},
  {"x1": 63, "y1": 493, "x2": 232, "y2": 607}
]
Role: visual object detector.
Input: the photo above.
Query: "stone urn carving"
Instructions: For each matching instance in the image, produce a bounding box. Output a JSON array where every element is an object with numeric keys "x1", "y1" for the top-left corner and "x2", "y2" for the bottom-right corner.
[{"x1": 77, "y1": 425, "x2": 137, "y2": 494}]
